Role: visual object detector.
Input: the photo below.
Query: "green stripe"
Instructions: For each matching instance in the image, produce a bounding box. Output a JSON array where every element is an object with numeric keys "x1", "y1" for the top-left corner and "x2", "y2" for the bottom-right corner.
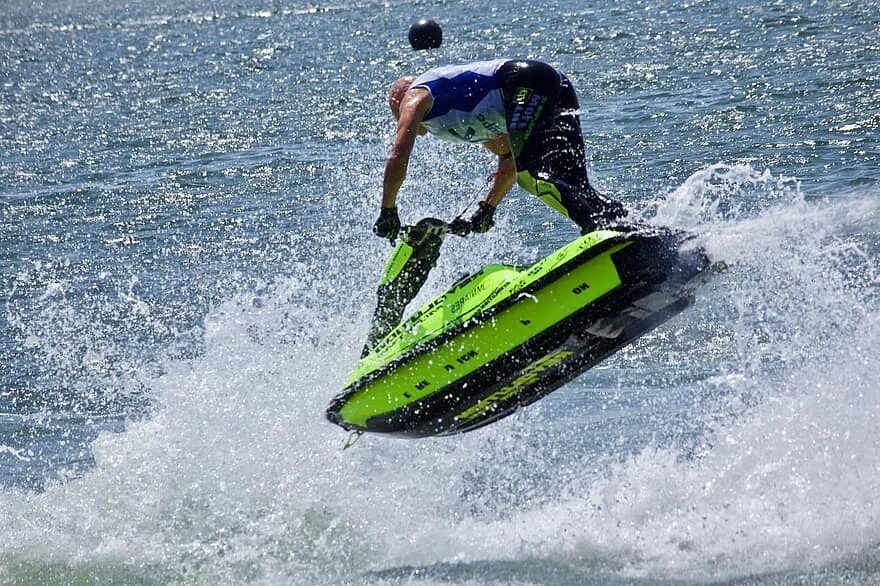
[
  {"x1": 379, "y1": 239, "x2": 415, "y2": 286},
  {"x1": 516, "y1": 170, "x2": 570, "y2": 218}
]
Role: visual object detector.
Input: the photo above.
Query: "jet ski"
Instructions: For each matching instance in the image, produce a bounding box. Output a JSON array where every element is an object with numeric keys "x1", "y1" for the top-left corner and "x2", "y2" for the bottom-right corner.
[{"x1": 327, "y1": 218, "x2": 714, "y2": 437}]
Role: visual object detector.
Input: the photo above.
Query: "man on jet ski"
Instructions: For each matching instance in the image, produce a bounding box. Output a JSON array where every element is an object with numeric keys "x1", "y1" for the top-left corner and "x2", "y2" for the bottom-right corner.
[{"x1": 373, "y1": 59, "x2": 628, "y2": 240}]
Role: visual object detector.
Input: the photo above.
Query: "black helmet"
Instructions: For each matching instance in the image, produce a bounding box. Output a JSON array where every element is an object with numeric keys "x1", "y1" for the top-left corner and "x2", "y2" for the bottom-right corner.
[{"x1": 408, "y1": 18, "x2": 442, "y2": 50}]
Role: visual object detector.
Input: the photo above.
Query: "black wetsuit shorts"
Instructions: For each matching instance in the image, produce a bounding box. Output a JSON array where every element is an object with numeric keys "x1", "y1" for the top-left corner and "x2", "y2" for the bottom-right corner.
[{"x1": 497, "y1": 60, "x2": 626, "y2": 230}]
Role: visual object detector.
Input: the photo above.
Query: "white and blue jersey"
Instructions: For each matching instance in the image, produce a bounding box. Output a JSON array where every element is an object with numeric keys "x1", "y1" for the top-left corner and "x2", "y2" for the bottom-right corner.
[{"x1": 411, "y1": 59, "x2": 508, "y2": 143}]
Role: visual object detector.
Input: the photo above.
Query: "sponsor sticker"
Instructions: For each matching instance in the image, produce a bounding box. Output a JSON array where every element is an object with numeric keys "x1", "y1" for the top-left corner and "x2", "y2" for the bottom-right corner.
[
  {"x1": 454, "y1": 349, "x2": 574, "y2": 421},
  {"x1": 513, "y1": 87, "x2": 533, "y2": 105},
  {"x1": 509, "y1": 93, "x2": 545, "y2": 131}
]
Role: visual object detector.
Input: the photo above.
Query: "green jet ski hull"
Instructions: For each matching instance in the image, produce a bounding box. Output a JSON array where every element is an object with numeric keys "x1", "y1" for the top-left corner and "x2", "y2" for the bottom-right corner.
[{"x1": 327, "y1": 226, "x2": 712, "y2": 437}]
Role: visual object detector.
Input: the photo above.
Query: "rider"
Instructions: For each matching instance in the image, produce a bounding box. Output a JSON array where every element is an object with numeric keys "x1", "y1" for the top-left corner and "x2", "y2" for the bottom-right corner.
[{"x1": 373, "y1": 59, "x2": 627, "y2": 240}]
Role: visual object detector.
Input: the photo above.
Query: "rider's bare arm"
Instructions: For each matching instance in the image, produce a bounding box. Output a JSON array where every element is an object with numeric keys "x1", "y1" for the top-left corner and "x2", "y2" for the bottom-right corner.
[
  {"x1": 482, "y1": 134, "x2": 517, "y2": 208},
  {"x1": 382, "y1": 89, "x2": 431, "y2": 208}
]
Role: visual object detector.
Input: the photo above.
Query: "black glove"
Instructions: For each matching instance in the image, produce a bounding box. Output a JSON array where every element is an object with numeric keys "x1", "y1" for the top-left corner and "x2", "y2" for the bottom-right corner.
[
  {"x1": 373, "y1": 207, "x2": 400, "y2": 242},
  {"x1": 468, "y1": 201, "x2": 496, "y2": 233}
]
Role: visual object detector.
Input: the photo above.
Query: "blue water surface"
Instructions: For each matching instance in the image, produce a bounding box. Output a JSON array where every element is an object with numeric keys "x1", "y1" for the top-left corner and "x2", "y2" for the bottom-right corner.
[{"x1": 1, "y1": 0, "x2": 878, "y2": 584}]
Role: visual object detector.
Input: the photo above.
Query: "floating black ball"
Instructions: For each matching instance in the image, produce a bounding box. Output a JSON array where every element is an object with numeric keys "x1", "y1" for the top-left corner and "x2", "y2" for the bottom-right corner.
[{"x1": 408, "y1": 18, "x2": 442, "y2": 50}]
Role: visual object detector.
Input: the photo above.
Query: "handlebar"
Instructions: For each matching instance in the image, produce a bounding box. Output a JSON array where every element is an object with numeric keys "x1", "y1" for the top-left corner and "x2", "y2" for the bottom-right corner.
[{"x1": 400, "y1": 217, "x2": 470, "y2": 247}]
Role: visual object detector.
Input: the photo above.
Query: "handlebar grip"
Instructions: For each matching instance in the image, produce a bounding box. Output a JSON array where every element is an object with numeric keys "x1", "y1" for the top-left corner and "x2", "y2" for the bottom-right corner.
[{"x1": 447, "y1": 218, "x2": 471, "y2": 237}]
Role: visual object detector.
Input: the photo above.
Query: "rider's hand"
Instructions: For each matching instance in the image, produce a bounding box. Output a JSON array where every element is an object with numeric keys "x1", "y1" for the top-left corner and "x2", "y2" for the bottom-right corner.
[
  {"x1": 372, "y1": 206, "x2": 401, "y2": 242},
  {"x1": 468, "y1": 201, "x2": 496, "y2": 233}
]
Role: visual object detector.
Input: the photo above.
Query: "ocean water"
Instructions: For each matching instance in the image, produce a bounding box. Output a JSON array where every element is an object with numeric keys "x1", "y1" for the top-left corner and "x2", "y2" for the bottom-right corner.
[{"x1": 1, "y1": 0, "x2": 878, "y2": 584}]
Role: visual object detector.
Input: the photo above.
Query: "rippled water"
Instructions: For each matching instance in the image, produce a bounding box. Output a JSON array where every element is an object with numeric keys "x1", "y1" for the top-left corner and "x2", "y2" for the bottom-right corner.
[{"x1": 1, "y1": 0, "x2": 879, "y2": 584}]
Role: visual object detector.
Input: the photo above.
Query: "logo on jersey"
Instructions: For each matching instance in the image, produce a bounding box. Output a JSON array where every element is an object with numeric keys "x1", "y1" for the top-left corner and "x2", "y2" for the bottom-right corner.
[
  {"x1": 448, "y1": 127, "x2": 477, "y2": 142},
  {"x1": 447, "y1": 114, "x2": 505, "y2": 142}
]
